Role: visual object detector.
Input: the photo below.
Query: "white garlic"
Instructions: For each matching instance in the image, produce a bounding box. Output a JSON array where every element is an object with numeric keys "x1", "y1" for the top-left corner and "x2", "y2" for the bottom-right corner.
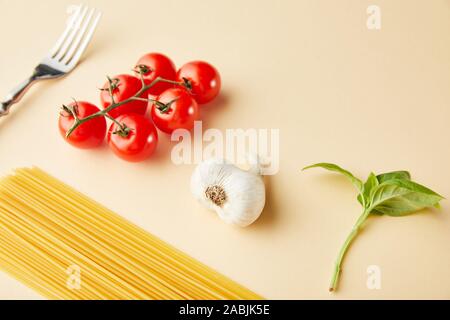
[{"x1": 190, "y1": 157, "x2": 266, "y2": 227}]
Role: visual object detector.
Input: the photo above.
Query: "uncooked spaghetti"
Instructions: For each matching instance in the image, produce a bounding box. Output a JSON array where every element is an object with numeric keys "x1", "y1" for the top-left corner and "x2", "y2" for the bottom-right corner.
[{"x1": 0, "y1": 167, "x2": 262, "y2": 300}]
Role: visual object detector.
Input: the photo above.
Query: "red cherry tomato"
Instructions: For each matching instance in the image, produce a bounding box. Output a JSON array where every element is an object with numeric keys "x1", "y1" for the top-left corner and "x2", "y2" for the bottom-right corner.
[
  {"x1": 59, "y1": 101, "x2": 106, "y2": 149},
  {"x1": 151, "y1": 88, "x2": 199, "y2": 134},
  {"x1": 100, "y1": 74, "x2": 147, "y2": 119},
  {"x1": 107, "y1": 114, "x2": 158, "y2": 162},
  {"x1": 176, "y1": 61, "x2": 221, "y2": 104},
  {"x1": 135, "y1": 53, "x2": 177, "y2": 96}
]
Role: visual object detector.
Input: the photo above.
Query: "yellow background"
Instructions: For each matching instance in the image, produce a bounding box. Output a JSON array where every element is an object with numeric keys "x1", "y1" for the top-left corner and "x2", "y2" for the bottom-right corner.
[{"x1": 0, "y1": 0, "x2": 449, "y2": 299}]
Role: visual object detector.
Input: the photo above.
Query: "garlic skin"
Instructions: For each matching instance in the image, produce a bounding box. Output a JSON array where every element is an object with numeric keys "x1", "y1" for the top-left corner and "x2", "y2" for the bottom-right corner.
[{"x1": 190, "y1": 158, "x2": 266, "y2": 227}]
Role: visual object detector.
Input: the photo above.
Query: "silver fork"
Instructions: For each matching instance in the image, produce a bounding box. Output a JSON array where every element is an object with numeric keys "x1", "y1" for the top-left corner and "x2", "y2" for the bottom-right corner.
[{"x1": 0, "y1": 4, "x2": 101, "y2": 118}]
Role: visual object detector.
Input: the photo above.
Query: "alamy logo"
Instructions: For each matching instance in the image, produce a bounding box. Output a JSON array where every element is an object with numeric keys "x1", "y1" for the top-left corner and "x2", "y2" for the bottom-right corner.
[
  {"x1": 366, "y1": 265, "x2": 381, "y2": 290},
  {"x1": 366, "y1": 5, "x2": 381, "y2": 30},
  {"x1": 66, "y1": 5, "x2": 82, "y2": 26},
  {"x1": 171, "y1": 121, "x2": 280, "y2": 175},
  {"x1": 66, "y1": 264, "x2": 81, "y2": 290}
]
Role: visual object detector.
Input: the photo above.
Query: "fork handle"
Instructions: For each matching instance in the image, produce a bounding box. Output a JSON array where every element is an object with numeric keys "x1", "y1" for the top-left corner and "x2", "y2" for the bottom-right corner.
[{"x1": 0, "y1": 75, "x2": 37, "y2": 117}]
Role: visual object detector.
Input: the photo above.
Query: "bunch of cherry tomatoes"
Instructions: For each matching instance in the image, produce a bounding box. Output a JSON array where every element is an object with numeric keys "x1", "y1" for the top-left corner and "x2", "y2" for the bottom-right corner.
[{"x1": 59, "y1": 52, "x2": 221, "y2": 162}]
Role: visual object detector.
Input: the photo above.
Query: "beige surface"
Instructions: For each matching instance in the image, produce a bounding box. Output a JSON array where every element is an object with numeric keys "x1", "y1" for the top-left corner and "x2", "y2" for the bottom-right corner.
[{"x1": 0, "y1": 0, "x2": 449, "y2": 299}]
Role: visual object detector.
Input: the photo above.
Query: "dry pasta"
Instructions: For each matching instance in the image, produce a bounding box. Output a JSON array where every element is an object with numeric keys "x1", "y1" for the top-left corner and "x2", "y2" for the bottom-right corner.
[{"x1": 0, "y1": 167, "x2": 262, "y2": 300}]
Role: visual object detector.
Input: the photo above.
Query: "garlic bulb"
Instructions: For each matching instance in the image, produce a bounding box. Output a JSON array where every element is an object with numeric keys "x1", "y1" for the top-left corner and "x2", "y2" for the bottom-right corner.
[{"x1": 190, "y1": 158, "x2": 266, "y2": 227}]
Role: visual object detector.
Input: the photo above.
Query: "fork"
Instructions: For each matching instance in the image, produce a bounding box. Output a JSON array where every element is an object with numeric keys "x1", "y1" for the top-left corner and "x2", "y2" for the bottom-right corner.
[{"x1": 0, "y1": 5, "x2": 101, "y2": 118}]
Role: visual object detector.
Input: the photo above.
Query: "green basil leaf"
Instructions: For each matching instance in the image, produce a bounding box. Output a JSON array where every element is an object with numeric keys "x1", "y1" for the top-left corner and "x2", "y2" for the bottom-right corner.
[
  {"x1": 376, "y1": 171, "x2": 411, "y2": 183},
  {"x1": 369, "y1": 179, "x2": 444, "y2": 216},
  {"x1": 357, "y1": 194, "x2": 364, "y2": 206},
  {"x1": 303, "y1": 163, "x2": 363, "y2": 192},
  {"x1": 363, "y1": 172, "x2": 379, "y2": 202},
  {"x1": 357, "y1": 172, "x2": 379, "y2": 208}
]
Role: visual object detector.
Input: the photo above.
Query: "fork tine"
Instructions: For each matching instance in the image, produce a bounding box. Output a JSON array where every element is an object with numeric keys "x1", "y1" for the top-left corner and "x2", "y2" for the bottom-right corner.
[
  {"x1": 67, "y1": 11, "x2": 102, "y2": 68},
  {"x1": 54, "y1": 5, "x2": 89, "y2": 61},
  {"x1": 49, "y1": 4, "x2": 84, "y2": 57},
  {"x1": 61, "y1": 7, "x2": 95, "y2": 64}
]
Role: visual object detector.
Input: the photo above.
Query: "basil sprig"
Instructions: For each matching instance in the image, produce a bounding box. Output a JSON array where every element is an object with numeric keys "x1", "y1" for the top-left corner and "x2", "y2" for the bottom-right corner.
[{"x1": 303, "y1": 163, "x2": 444, "y2": 292}]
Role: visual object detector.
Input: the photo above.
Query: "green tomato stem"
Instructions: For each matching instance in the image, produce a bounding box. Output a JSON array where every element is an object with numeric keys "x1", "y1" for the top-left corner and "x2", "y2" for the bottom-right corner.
[
  {"x1": 329, "y1": 208, "x2": 370, "y2": 292},
  {"x1": 65, "y1": 77, "x2": 188, "y2": 138}
]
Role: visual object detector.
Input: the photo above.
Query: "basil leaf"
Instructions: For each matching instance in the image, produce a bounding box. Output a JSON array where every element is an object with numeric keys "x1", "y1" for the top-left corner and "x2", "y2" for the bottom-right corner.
[
  {"x1": 376, "y1": 171, "x2": 411, "y2": 183},
  {"x1": 357, "y1": 172, "x2": 379, "y2": 208},
  {"x1": 363, "y1": 172, "x2": 379, "y2": 203},
  {"x1": 369, "y1": 179, "x2": 444, "y2": 216},
  {"x1": 303, "y1": 163, "x2": 363, "y2": 192}
]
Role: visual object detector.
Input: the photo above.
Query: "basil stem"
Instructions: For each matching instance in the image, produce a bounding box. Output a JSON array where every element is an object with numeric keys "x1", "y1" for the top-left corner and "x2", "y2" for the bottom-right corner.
[{"x1": 329, "y1": 208, "x2": 370, "y2": 291}]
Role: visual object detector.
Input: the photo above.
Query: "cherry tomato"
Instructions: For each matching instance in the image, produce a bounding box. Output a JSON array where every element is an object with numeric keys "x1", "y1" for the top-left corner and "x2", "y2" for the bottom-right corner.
[
  {"x1": 107, "y1": 114, "x2": 158, "y2": 162},
  {"x1": 100, "y1": 74, "x2": 147, "y2": 119},
  {"x1": 151, "y1": 88, "x2": 199, "y2": 134},
  {"x1": 135, "y1": 53, "x2": 177, "y2": 96},
  {"x1": 59, "y1": 101, "x2": 106, "y2": 149},
  {"x1": 176, "y1": 61, "x2": 221, "y2": 104}
]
